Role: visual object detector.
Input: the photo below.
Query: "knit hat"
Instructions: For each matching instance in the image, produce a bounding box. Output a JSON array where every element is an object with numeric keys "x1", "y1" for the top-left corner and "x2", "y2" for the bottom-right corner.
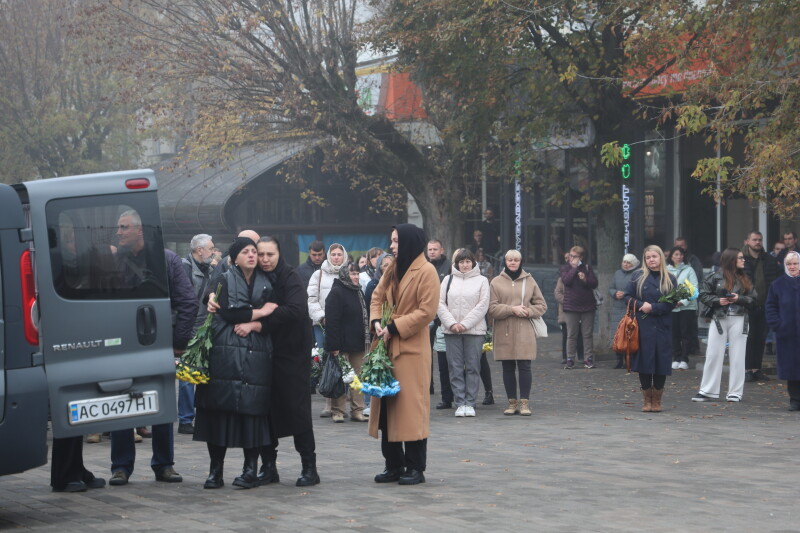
[
  {"x1": 228, "y1": 237, "x2": 256, "y2": 264},
  {"x1": 622, "y1": 253, "x2": 640, "y2": 269}
]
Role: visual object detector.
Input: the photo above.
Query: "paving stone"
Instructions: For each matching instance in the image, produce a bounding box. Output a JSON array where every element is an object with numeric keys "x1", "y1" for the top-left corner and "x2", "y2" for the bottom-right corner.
[{"x1": 0, "y1": 335, "x2": 796, "y2": 530}]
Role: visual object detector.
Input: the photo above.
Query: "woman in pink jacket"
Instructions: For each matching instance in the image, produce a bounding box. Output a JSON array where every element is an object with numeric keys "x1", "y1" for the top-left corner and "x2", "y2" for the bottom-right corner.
[{"x1": 438, "y1": 249, "x2": 490, "y2": 417}]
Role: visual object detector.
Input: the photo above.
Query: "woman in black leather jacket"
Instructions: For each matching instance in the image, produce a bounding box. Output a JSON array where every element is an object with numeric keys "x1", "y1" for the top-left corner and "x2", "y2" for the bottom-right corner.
[{"x1": 692, "y1": 248, "x2": 755, "y2": 403}]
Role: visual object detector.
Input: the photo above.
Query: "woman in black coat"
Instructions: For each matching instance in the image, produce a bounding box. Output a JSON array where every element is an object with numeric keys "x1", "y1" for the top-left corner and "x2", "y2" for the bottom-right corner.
[
  {"x1": 194, "y1": 237, "x2": 273, "y2": 490},
  {"x1": 325, "y1": 262, "x2": 370, "y2": 423},
  {"x1": 254, "y1": 237, "x2": 318, "y2": 486},
  {"x1": 210, "y1": 236, "x2": 319, "y2": 487},
  {"x1": 766, "y1": 251, "x2": 800, "y2": 410},
  {"x1": 624, "y1": 245, "x2": 677, "y2": 413}
]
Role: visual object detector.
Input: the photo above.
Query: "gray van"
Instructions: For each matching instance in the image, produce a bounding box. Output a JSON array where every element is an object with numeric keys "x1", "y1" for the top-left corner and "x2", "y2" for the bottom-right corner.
[{"x1": 0, "y1": 170, "x2": 178, "y2": 476}]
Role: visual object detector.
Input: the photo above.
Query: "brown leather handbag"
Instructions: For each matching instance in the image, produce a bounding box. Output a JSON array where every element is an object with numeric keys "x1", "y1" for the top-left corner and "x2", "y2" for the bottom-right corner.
[{"x1": 612, "y1": 299, "x2": 639, "y2": 373}]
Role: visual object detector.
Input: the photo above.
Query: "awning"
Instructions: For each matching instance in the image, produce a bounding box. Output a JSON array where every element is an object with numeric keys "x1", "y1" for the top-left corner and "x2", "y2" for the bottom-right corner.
[{"x1": 154, "y1": 138, "x2": 316, "y2": 236}]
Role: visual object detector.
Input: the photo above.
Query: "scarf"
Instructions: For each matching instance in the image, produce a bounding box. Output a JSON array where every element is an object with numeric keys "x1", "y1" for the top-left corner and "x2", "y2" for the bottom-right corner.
[
  {"x1": 326, "y1": 243, "x2": 348, "y2": 275},
  {"x1": 505, "y1": 265, "x2": 522, "y2": 280},
  {"x1": 338, "y1": 267, "x2": 370, "y2": 352}
]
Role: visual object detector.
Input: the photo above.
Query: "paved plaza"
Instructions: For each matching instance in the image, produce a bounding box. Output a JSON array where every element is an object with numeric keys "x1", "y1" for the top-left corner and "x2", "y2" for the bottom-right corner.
[{"x1": 1, "y1": 336, "x2": 798, "y2": 532}]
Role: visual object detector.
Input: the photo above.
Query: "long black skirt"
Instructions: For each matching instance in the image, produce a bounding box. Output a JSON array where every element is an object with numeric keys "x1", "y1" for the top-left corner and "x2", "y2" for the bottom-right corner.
[{"x1": 193, "y1": 407, "x2": 270, "y2": 449}]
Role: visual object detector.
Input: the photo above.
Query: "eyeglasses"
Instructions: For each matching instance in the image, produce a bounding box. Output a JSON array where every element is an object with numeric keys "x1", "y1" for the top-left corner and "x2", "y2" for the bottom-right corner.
[{"x1": 737, "y1": 256, "x2": 745, "y2": 260}]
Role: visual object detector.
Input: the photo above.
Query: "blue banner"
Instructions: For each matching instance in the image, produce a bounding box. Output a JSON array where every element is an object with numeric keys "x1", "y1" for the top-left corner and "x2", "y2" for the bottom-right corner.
[{"x1": 297, "y1": 233, "x2": 389, "y2": 264}]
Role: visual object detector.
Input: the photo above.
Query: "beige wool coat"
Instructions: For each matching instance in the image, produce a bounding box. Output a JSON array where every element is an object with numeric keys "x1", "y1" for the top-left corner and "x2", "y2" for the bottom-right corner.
[
  {"x1": 368, "y1": 253, "x2": 439, "y2": 442},
  {"x1": 488, "y1": 270, "x2": 548, "y2": 361}
]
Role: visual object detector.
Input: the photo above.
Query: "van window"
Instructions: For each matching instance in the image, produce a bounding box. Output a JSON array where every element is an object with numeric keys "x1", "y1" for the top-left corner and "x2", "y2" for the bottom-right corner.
[{"x1": 46, "y1": 194, "x2": 168, "y2": 300}]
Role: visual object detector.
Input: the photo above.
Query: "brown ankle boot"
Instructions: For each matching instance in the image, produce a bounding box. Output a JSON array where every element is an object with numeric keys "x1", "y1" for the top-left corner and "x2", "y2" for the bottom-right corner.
[
  {"x1": 503, "y1": 399, "x2": 518, "y2": 416},
  {"x1": 651, "y1": 388, "x2": 663, "y2": 412},
  {"x1": 641, "y1": 388, "x2": 653, "y2": 412}
]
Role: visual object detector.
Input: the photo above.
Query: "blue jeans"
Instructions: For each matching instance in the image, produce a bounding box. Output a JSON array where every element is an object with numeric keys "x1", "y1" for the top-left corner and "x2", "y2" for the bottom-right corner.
[
  {"x1": 313, "y1": 325, "x2": 325, "y2": 349},
  {"x1": 178, "y1": 381, "x2": 195, "y2": 425},
  {"x1": 111, "y1": 423, "x2": 174, "y2": 476}
]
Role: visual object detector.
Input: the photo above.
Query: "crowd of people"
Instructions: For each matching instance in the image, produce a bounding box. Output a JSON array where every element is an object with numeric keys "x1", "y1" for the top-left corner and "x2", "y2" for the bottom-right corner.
[{"x1": 52, "y1": 214, "x2": 800, "y2": 492}]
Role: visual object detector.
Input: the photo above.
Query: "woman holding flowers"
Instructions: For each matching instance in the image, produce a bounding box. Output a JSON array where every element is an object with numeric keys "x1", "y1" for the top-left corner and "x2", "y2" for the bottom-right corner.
[
  {"x1": 623, "y1": 245, "x2": 677, "y2": 412},
  {"x1": 325, "y1": 262, "x2": 370, "y2": 423},
  {"x1": 194, "y1": 237, "x2": 273, "y2": 490},
  {"x1": 488, "y1": 249, "x2": 548, "y2": 416},
  {"x1": 438, "y1": 248, "x2": 490, "y2": 417},
  {"x1": 693, "y1": 248, "x2": 755, "y2": 403},
  {"x1": 369, "y1": 224, "x2": 439, "y2": 486},
  {"x1": 667, "y1": 246, "x2": 699, "y2": 370}
]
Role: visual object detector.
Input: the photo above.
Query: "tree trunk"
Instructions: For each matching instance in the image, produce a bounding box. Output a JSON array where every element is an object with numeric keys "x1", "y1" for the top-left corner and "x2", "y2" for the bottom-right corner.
[
  {"x1": 593, "y1": 170, "x2": 624, "y2": 352},
  {"x1": 412, "y1": 180, "x2": 465, "y2": 259}
]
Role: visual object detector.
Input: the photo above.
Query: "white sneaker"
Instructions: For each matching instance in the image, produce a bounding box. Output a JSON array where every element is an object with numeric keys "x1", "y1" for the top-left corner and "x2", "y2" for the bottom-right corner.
[
  {"x1": 363, "y1": 407, "x2": 370, "y2": 417},
  {"x1": 465, "y1": 406, "x2": 476, "y2": 417},
  {"x1": 455, "y1": 405, "x2": 466, "y2": 417},
  {"x1": 678, "y1": 362, "x2": 689, "y2": 370},
  {"x1": 671, "y1": 361, "x2": 680, "y2": 370}
]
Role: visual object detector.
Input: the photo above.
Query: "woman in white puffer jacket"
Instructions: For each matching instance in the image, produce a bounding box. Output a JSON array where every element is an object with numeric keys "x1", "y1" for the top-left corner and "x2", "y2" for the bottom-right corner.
[
  {"x1": 307, "y1": 243, "x2": 348, "y2": 328},
  {"x1": 438, "y1": 249, "x2": 490, "y2": 417}
]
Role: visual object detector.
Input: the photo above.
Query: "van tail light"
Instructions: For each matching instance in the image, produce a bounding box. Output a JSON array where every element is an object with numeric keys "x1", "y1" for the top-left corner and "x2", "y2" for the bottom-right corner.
[
  {"x1": 125, "y1": 178, "x2": 150, "y2": 189},
  {"x1": 20, "y1": 249, "x2": 39, "y2": 345}
]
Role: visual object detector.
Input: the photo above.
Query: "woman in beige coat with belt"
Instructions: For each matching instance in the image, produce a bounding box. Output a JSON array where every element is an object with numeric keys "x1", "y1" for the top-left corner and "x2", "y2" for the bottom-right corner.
[
  {"x1": 488, "y1": 249, "x2": 548, "y2": 416},
  {"x1": 369, "y1": 224, "x2": 439, "y2": 485}
]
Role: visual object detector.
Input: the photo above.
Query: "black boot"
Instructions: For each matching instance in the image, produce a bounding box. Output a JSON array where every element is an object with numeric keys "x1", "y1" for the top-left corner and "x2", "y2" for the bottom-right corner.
[
  {"x1": 296, "y1": 454, "x2": 320, "y2": 487},
  {"x1": 482, "y1": 391, "x2": 494, "y2": 405},
  {"x1": 204, "y1": 444, "x2": 226, "y2": 489},
  {"x1": 233, "y1": 448, "x2": 259, "y2": 489},
  {"x1": 258, "y1": 461, "x2": 280, "y2": 486},
  {"x1": 614, "y1": 354, "x2": 624, "y2": 369}
]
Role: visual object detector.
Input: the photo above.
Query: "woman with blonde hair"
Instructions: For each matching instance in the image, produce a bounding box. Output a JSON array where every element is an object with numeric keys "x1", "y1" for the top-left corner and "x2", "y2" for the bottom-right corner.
[
  {"x1": 623, "y1": 245, "x2": 677, "y2": 412},
  {"x1": 488, "y1": 250, "x2": 547, "y2": 416}
]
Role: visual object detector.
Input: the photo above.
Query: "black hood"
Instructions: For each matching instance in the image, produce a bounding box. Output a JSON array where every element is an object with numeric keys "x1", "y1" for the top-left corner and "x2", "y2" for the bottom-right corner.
[{"x1": 394, "y1": 224, "x2": 427, "y2": 281}]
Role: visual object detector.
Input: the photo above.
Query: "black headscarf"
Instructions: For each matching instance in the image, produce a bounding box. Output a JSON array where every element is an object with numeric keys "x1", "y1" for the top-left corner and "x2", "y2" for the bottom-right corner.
[{"x1": 393, "y1": 224, "x2": 427, "y2": 281}]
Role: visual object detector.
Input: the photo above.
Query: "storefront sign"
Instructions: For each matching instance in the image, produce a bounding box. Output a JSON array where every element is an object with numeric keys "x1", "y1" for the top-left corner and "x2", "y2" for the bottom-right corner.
[
  {"x1": 621, "y1": 144, "x2": 631, "y2": 253},
  {"x1": 514, "y1": 179, "x2": 522, "y2": 251}
]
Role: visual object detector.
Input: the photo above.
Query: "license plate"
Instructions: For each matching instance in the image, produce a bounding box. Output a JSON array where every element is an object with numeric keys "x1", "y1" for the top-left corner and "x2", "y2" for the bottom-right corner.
[{"x1": 68, "y1": 391, "x2": 159, "y2": 425}]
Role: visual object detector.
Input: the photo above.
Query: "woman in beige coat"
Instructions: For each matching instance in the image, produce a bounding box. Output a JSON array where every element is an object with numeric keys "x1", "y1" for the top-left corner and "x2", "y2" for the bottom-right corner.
[
  {"x1": 369, "y1": 224, "x2": 439, "y2": 486},
  {"x1": 488, "y1": 250, "x2": 548, "y2": 416}
]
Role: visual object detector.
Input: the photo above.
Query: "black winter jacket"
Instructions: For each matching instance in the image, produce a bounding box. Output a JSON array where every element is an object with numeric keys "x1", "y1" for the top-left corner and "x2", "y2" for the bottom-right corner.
[
  {"x1": 295, "y1": 257, "x2": 321, "y2": 292},
  {"x1": 324, "y1": 279, "x2": 368, "y2": 353},
  {"x1": 165, "y1": 249, "x2": 199, "y2": 351},
  {"x1": 196, "y1": 267, "x2": 273, "y2": 416}
]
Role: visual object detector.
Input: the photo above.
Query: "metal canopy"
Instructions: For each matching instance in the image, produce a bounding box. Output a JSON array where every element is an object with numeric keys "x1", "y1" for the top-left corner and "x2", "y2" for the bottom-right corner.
[{"x1": 154, "y1": 139, "x2": 315, "y2": 236}]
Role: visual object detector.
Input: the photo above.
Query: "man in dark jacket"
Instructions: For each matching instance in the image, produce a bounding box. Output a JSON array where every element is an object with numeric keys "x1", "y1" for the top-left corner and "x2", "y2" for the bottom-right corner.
[
  {"x1": 742, "y1": 231, "x2": 779, "y2": 382},
  {"x1": 109, "y1": 210, "x2": 198, "y2": 486},
  {"x1": 776, "y1": 231, "x2": 798, "y2": 266},
  {"x1": 426, "y1": 239, "x2": 451, "y2": 405},
  {"x1": 296, "y1": 239, "x2": 325, "y2": 290},
  {"x1": 178, "y1": 233, "x2": 215, "y2": 434}
]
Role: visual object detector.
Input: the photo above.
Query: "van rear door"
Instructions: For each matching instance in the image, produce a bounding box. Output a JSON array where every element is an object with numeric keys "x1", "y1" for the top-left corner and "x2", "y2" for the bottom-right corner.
[
  {"x1": 0, "y1": 183, "x2": 48, "y2": 475},
  {"x1": 18, "y1": 170, "x2": 177, "y2": 438}
]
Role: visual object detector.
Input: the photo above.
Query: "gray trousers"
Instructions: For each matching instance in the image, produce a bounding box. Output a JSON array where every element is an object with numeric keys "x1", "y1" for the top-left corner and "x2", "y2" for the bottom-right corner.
[
  {"x1": 564, "y1": 310, "x2": 595, "y2": 361},
  {"x1": 445, "y1": 334, "x2": 484, "y2": 408}
]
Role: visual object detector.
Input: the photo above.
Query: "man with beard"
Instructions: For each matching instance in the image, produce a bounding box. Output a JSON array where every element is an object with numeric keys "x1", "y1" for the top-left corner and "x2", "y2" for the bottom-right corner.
[{"x1": 742, "y1": 231, "x2": 779, "y2": 382}]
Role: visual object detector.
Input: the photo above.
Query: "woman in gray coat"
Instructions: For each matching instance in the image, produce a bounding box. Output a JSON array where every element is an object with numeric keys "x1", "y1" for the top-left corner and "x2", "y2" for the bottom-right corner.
[{"x1": 608, "y1": 254, "x2": 640, "y2": 368}]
